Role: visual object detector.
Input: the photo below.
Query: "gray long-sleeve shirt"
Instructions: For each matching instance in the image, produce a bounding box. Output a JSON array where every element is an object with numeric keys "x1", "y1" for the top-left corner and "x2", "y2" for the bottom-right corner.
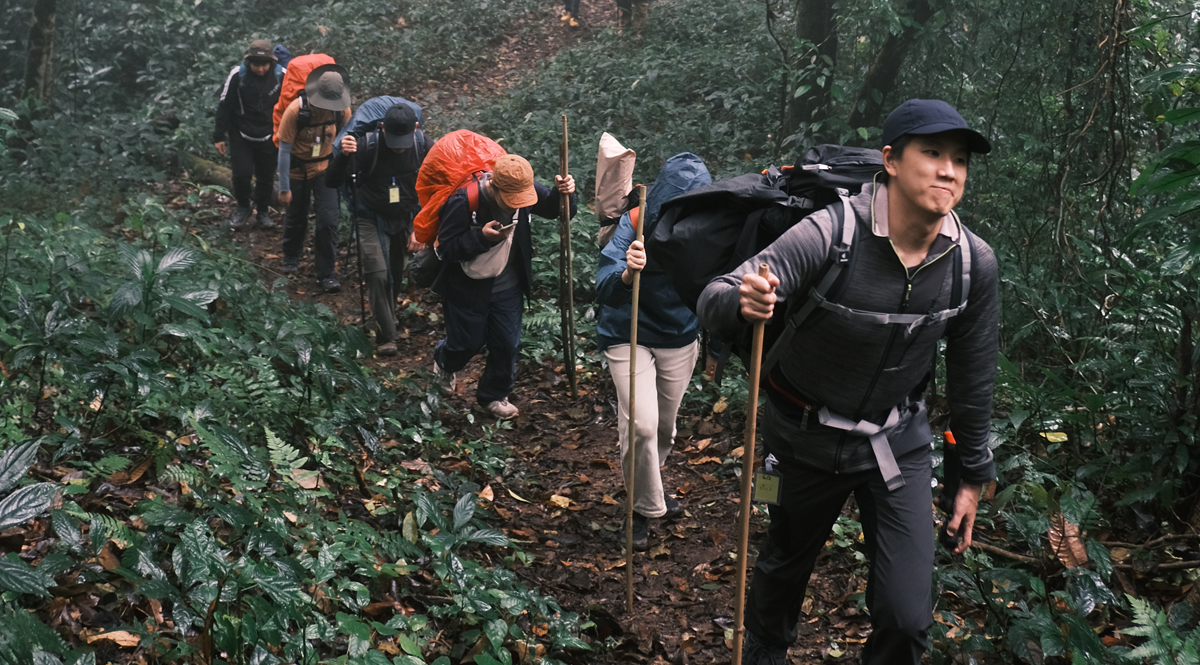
[{"x1": 697, "y1": 181, "x2": 999, "y2": 484}]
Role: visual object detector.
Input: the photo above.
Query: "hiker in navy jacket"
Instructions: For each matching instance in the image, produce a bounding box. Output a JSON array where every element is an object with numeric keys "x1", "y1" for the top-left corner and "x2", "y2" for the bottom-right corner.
[
  {"x1": 596, "y1": 153, "x2": 710, "y2": 551},
  {"x1": 700, "y1": 100, "x2": 999, "y2": 665},
  {"x1": 432, "y1": 155, "x2": 576, "y2": 420},
  {"x1": 213, "y1": 39, "x2": 282, "y2": 230}
]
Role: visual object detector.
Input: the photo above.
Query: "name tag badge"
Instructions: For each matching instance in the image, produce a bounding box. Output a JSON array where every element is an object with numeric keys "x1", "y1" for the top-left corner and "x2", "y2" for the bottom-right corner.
[
  {"x1": 311, "y1": 136, "x2": 321, "y2": 158},
  {"x1": 753, "y1": 470, "x2": 781, "y2": 505},
  {"x1": 389, "y1": 187, "x2": 400, "y2": 204}
]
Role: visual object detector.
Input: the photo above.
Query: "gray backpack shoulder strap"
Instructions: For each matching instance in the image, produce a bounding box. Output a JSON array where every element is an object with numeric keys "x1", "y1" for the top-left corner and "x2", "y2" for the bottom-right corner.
[{"x1": 760, "y1": 194, "x2": 854, "y2": 375}]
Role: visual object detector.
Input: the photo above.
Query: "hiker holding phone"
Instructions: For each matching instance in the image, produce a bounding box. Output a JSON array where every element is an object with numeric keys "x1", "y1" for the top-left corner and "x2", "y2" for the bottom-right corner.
[
  {"x1": 698, "y1": 99, "x2": 999, "y2": 665},
  {"x1": 431, "y1": 155, "x2": 576, "y2": 420}
]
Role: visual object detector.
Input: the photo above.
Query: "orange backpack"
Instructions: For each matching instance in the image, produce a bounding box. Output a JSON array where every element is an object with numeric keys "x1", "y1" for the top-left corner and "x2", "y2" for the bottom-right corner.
[
  {"x1": 272, "y1": 53, "x2": 336, "y2": 147},
  {"x1": 414, "y1": 130, "x2": 508, "y2": 245}
]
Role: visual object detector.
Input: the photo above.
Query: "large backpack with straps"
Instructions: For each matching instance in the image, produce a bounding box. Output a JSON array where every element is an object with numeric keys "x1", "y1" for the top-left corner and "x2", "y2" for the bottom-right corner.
[
  {"x1": 232, "y1": 62, "x2": 284, "y2": 119},
  {"x1": 647, "y1": 144, "x2": 973, "y2": 382},
  {"x1": 272, "y1": 53, "x2": 338, "y2": 147},
  {"x1": 413, "y1": 130, "x2": 507, "y2": 245},
  {"x1": 332, "y1": 96, "x2": 428, "y2": 176}
]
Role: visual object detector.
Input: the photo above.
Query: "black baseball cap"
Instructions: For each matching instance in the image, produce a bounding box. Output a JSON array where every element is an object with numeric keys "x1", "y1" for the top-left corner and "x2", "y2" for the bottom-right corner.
[
  {"x1": 382, "y1": 104, "x2": 418, "y2": 149},
  {"x1": 882, "y1": 99, "x2": 991, "y2": 155}
]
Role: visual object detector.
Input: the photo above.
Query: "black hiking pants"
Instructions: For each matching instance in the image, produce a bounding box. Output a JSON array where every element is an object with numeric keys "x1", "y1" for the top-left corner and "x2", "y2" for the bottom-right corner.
[
  {"x1": 229, "y1": 133, "x2": 277, "y2": 213},
  {"x1": 744, "y1": 431, "x2": 934, "y2": 665},
  {"x1": 282, "y1": 171, "x2": 339, "y2": 280}
]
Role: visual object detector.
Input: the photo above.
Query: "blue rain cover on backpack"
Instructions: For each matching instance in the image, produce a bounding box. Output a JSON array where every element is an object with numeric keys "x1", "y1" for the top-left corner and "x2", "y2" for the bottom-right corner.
[
  {"x1": 333, "y1": 96, "x2": 424, "y2": 157},
  {"x1": 273, "y1": 44, "x2": 293, "y2": 69}
]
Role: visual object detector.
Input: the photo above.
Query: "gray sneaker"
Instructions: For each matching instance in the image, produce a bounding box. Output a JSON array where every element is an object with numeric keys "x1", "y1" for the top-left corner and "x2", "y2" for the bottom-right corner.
[
  {"x1": 229, "y1": 206, "x2": 251, "y2": 230},
  {"x1": 255, "y1": 210, "x2": 275, "y2": 229},
  {"x1": 481, "y1": 398, "x2": 519, "y2": 420},
  {"x1": 376, "y1": 341, "x2": 398, "y2": 357},
  {"x1": 281, "y1": 257, "x2": 299, "y2": 275},
  {"x1": 432, "y1": 360, "x2": 456, "y2": 393},
  {"x1": 319, "y1": 277, "x2": 341, "y2": 294}
]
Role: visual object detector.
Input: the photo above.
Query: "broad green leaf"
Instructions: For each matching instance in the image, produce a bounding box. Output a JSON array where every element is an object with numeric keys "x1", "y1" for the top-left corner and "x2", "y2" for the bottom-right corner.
[
  {"x1": 0, "y1": 438, "x2": 42, "y2": 494},
  {"x1": 32, "y1": 651, "x2": 62, "y2": 665},
  {"x1": 0, "y1": 483, "x2": 59, "y2": 530},
  {"x1": 485, "y1": 619, "x2": 507, "y2": 649},
  {"x1": 0, "y1": 555, "x2": 53, "y2": 596},
  {"x1": 163, "y1": 295, "x2": 210, "y2": 322},
  {"x1": 50, "y1": 510, "x2": 81, "y2": 551},
  {"x1": 453, "y1": 493, "x2": 476, "y2": 530},
  {"x1": 109, "y1": 281, "x2": 143, "y2": 314},
  {"x1": 1164, "y1": 107, "x2": 1200, "y2": 125},
  {"x1": 1162, "y1": 239, "x2": 1200, "y2": 275},
  {"x1": 155, "y1": 248, "x2": 199, "y2": 274},
  {"x1": 249, "y1": 644, "x2": 279, "y2": 665},
  {"x1": 398, "y1": 634, "x2": 422, "y2": 657},
  {"x1": 465, "y1": 529, "x2": 509, "y2": 547}
]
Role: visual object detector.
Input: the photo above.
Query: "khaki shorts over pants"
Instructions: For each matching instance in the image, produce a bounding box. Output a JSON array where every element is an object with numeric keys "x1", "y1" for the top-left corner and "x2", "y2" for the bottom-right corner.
[{"x1": 604, "y1": 340, "x2": 699, "y2": 518}]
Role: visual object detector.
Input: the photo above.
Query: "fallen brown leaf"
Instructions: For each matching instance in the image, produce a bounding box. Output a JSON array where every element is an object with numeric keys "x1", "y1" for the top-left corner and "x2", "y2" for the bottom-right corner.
[
  {"x1": 1048, "y1": 513, "x2": 1088, "y2": 568},
  {"x1": 87, "y1": 630, "x2": 140, "y2": 647}
]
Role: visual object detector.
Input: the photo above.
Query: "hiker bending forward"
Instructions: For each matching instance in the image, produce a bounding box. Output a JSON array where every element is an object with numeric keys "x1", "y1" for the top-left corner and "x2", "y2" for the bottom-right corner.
[
  {"x1": 327, "y1": 102, "x2": 430, "y2": 357},
  {"x1": 432, "y1": 155, "x2": 576, "y2": 420},
  {"x1": 698, "y1": 99, "x2": 999, "y2": 665},
  {"x1": 595, "y1": 153, "x2": 711, "y2": 551}
]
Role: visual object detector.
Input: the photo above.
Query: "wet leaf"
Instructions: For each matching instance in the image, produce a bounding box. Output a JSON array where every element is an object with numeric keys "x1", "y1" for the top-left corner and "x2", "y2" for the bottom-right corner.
[{"x1": 1047, "y1": 513, "x2": 1088, "y2": 568}]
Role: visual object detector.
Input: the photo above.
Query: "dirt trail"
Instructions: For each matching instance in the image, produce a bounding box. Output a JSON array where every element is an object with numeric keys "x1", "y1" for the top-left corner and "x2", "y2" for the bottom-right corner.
[{"x1": 190, "y1": 3, "x2": 868, "y2": 661}]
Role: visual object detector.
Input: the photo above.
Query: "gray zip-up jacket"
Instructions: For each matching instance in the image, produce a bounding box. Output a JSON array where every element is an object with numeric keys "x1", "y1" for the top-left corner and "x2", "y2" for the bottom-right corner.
[{"x1": 697, "y1": 181, "x2": 998, "y2": 484}]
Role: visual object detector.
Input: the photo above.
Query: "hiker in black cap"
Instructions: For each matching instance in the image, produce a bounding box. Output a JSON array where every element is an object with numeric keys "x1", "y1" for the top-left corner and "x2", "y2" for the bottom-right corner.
[
  {"x1": 698, "y1": 98, "x2": 999, "y2": 665},
  {"x1": 327, "y1": 101, "x2": 430, "y2": 356},
  {"x1": 276, "y1": 64, "x2": 351, "y2": 293},
  {"x1": 213, "y1": 39, "x2": 283, "y2": 230}
]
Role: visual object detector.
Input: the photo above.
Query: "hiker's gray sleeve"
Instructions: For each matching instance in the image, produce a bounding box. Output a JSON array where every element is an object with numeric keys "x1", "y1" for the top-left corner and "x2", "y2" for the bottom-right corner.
[
  {"x1": 697, "y1": 209, "x2": 834, "y2": 340},
  {"x1": 277, "y1": 144, "x2": 292, "y2": 193},
  {"x1": 944, "y1": 238, "x2": 1000, "y2": 485}
]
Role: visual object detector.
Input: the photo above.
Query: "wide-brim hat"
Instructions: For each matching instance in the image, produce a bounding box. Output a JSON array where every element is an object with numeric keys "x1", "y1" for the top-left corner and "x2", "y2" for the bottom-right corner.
[
  {"x1": 882, "y1": 99, "x2": 991, "y2": 155},
  {"x1": 305, "y1": 64, "x2": 351, "y2": 112},
  {"x1": 492, "y1": 155, "x2": 539, "y2": 209}
]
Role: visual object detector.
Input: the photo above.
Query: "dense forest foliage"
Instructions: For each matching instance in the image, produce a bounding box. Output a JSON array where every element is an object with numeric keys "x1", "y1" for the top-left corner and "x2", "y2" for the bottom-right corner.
[{"x1": 2, "y1": 0, "x2": 1200, "y2": 663}]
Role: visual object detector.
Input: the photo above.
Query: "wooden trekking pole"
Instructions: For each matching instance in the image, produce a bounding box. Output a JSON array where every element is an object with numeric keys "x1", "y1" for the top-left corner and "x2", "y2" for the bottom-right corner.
[
  {"x1": 733, "y1": 263, "x2": 771, "y2": 664},
  {"x1": 624, "y1": 184, "x2": 648, "y2": 614},
  {"x1": 558, "y1": 114, "x2": 578, "y2": 397}
]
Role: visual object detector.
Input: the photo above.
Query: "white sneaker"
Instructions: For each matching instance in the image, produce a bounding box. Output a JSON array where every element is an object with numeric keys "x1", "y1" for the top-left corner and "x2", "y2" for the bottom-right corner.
[
  {"x1": 432, "y1": 359, "x2": 456, "y2": 393},
  {"x1": 482, "y1": 399, "x2": 519, "y2": 420}
]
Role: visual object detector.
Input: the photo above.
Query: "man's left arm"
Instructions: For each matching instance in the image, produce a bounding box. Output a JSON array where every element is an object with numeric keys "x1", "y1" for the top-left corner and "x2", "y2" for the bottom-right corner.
[{"x1": 943, "y1": 233, "x2": 1001, "y2": 551}]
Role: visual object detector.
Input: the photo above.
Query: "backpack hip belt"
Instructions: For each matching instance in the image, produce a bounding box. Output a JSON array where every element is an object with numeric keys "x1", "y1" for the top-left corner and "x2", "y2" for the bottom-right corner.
[
  {"x1": 817, "y1": 403, "x2": 908, "y2": 491},
  {"x1": 239, "y1": 132, "x2": 274, "y2": 142}
]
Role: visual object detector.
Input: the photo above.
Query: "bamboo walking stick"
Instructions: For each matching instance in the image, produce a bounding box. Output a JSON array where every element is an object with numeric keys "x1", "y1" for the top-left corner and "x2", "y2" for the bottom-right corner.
[
  {"x1": 733, "y1": 263, "x2": 771, "y2": 664},
  {"x1": 558, "y1": 114, "x2": 578, "y2": 397},
  {"x1": 624, "y1": 184, "x2": 648, "y2": 614}
]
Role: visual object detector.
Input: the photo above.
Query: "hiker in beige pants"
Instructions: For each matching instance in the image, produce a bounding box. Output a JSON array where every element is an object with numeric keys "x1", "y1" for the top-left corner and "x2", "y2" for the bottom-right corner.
[
  {"x1": 604, "y1": 341, "x2": 699, "y2": 515},
  {"x1": 594, "y1": 152, "x2": 713, "y2": 550}
]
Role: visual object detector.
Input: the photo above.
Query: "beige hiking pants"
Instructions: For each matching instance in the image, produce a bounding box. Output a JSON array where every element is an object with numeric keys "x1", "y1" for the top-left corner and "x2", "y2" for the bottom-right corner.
[{"x1": 604, "y1": 340, "x2": 699, "y2": 518}]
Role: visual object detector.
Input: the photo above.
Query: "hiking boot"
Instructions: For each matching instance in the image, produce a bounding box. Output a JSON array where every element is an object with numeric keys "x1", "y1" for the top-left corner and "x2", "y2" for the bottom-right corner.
[
  {"x1": 481, "y1": 399, "x2": 519, "y2": 420},
  {"x1": 229, "y1": 206, "x2": 251, "y2": 230},
  {"x1": 620, "y1": 512, "x2": 650, "y2": 552},
  {"x1": 376, "y1": 341, "x2": 398, "y2": 357},
  {"x1": 567, "y1": 15, "x2": 580, "y2": 28},
  {"x1": 663, "y1": 493, "x2": 684, "y2": 520},
  {"x1": 255, "y1": 210, "x2": 275, "y2": 229},
  {"x1": 560, "y1": 10, "x2": 572, "y2": 22},
  {"x1": 617, "y1": 7, "x2": 631, "y2": 31},
  {"x1": 281, "y1": 257, "x2": 299, "y2": 275},
  {"x1": 319, "y1": 277, "x2": 341, "y2": 293},
  {"x1": 742, "y1": 630, "x2": 787, "y2": 665},
  {"x1": 432, "y1": 359, "x2": 456, "y2": 393}
]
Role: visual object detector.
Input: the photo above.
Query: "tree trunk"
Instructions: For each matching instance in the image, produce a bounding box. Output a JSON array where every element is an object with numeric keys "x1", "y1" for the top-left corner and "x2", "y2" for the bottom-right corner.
[
  {"x1": 846, "y1": 0, "x2": 934, "y2": 130},
  {"x1": 183, "y1": 152, "x2": 283, "y2": 208},
  {"x1": 784, "y1": 0, "x2": 837, "y2": 142},
  {"x1": 22, "y1": 0, "x2": 56, "y2": 105}
]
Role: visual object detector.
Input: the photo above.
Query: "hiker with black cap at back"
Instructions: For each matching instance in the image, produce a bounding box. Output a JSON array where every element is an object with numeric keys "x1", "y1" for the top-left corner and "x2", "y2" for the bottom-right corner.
[
  {"x1": 326, "y1": 101, "x2": 431, "y2": 356},
  {"x1": 213, "y1": 39, "x2": 283, "y2": 231},
  {"x1": 698, "y1": 99, "x2": 999, "y2": 665},
  {"x1": 276, "y1": 63, "x2": 352, "y2": 293},
  {"x1": 431, "y1": 154, "x2": 577, "y2": 420}
]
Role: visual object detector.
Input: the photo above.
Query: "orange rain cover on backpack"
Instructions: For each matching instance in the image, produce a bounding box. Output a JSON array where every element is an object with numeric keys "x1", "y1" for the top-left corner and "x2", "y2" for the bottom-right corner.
[
  {"x1": 413, "y1": 129, "x2": 507, "y2": 245},
  {"x1": 272, "y1": 53, "x2": 336, "y2": 146}
]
